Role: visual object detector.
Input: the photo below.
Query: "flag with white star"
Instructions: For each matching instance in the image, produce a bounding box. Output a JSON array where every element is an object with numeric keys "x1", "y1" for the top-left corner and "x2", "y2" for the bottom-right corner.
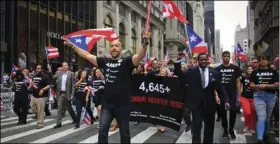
[
  {"x1": 64, "y1": 28, "x2": 119, "y2": 52},
  {"x1": 185, "y1": 25, "x2": 207, "y2": 54}
]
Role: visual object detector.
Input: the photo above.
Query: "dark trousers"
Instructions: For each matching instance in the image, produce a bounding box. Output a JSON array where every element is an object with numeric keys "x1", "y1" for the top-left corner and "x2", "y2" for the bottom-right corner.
[
  {"x1": 270, "y1": 99, "x2": 279, "y2": 124},
  {"x1": 56, "y1": 94, "x2": 76, "y2": 125},
  {"x1": 98, "y1": 105, "x2": 130, "y2": 144},
  {"x1": 216, "y1": 104, "x2": 221, "y2": 118},
  {"x1": 183, "y1": 107, "x2": 192, "y2": 126},
  {"x1": 218, "y1": 104, "x2": 237, "y2": 132},
  {"x1": 13, "y1": 98, "x2": 28, "y2": 123},
  {"x1": 192, "y1": 100, "x2": 216, "y2": 143},
  {"x1": 75, "y1": 99, "x2": 94, "y2": 126}
]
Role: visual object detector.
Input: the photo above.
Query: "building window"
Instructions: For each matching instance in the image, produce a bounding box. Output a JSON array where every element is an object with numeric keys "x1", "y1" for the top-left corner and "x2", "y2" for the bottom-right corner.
[
  {"x1": 72, "y1": 1, "x2": 78, "y2": 17},
  {"x1": 141, "y1": 18, "x2": 146, "y2": 29},
  {"x1": 158, "y1": 41, "x2": 162, "y2": 60},
  {"x1": 49, "y1": 1, "x2": 56, "y2": 9},
  {"x1": 85, "y1": 1, "x2": 89, "y2": 20},
  {"x1": 149, "y1": 38, "x2": 153, "y2": 56},
  {"x1": 79, "y1": 1, "x2": 85, "y2": 19},
  {"x1": 104, "y1": 15, "x2": 113, "y2": 50},
  {"x1": 65, "y1": 1, "x2": 71, "y2": 14},
  {"x1": 119, "y1": 3, "x2": 126, "y2": 17},
  {"x1": 131, "y1": 29, "x2": 137, "y2": 54},
  {"x1": 107, "y1": 0, "x2": 111, "y2": 5},
  {"x1": 131, "y1": 11, "x2": 137, "y2": 23},
  {"x1": 119, "y1": 23, "x2": 126, "y2": 49},
  {"x1": 0, "y1": 11, "x2": 5, "y2": 42},
  {"x1": 58, "y1": 1, "x2": 64, "y2": 12}
]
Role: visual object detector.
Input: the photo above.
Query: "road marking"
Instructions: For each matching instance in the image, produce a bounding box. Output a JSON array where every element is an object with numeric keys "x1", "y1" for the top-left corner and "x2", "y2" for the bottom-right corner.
[
  {"x1": 1, "y1": 116, "x2": 5, "y2": 118},
  {"x1": 1, "y1": 115, "x2": 34, "y2": 122},
  {"x1": 1, "y1": 119, "x2": 53, "y2": 132},
  {"x1": 131, "y1": 127, "x2": 158, "y2": 143},
  {"x1": 1, "y1": 120, "x2": 71, "y2": 143},
  {"x1": 176, "y1": 130, "x2": 192, "y2": 143},
  {"x1": 240, "y1": 117, "x2": 245, "y2": 122},
  {"x1": 79, "y1": 128, "x2": 119, "y2": 143},
  {"x1": 230, "y1": 130, "x2": 246, "y2": 143},
  {"x1": 1, "y1": 118, "x2": 33, "y2": 126},
  {"x1": 30, "y1": 124, "x2": 88, "y2": 143}
]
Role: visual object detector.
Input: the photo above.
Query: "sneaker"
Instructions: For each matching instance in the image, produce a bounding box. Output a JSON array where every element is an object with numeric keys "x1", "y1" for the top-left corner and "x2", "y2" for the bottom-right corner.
[
  {"x1": 257, "y1": 139, "x2": 265, "y2": 144},
  {"x1": 243, "y1": 126, "x2": 249, "y2": 133},
  {"x1": 36, "y1": 125, "x2": 44, "y2": 129},
  {"x1": 222, "y1": 131, "x2": 229, "y2": 139},
  {"x1": 229, "y1": 130, "x2": 236, "y2": 139},
  {"x1": 250, "y1": 129, "x2": 256, "y2": 134}
]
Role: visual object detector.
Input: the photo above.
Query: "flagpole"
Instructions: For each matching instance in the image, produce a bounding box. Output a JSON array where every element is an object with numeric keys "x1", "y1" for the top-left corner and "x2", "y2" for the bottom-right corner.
[{"x1": 184, "y1": 24, "x2": 192, "y2": 65}]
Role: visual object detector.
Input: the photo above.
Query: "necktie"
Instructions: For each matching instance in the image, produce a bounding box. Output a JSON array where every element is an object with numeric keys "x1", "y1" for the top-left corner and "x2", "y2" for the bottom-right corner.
[{"x1": 201, "y1": 69, "x2": 205, "y2": 88}]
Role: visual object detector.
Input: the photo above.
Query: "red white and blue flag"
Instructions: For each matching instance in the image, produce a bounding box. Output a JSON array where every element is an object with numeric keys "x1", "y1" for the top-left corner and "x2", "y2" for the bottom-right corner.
[
  {"x1": 185, "y1": 24, "x2": 207, "y2": 54},
  {"x1": 82, "y1": 110, "x2": 92, "y2": 125},
  {"x1": 46, "y1": 46, "x2": 60, "y2": 59},
  {"x1": 63, "y1": 28, "x2": 119, "y2": 52},
  {"x1": 23, "y1": 74, "x2": 38, "y2": 89},
  {"x1": 11, "y1": 64, "x2": 20, "y2": 76},
  {"x1": 161, "y1": 0, "x2": 189, "y2": 24},
  {"x1": 144, "y1": 52, "x2": 152, "y2": 70},
  {"x1": 161, "y1": 53, "x2": 170, "y2": 68},
  {"x1": 236, "y1": 43, "x2": 247, "y2": 61}
]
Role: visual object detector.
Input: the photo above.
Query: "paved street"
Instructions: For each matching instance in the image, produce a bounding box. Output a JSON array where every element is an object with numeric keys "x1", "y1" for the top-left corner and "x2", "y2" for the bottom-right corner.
[{"x1": 1, "y1": 109, "x2": 279, "y2": 143}]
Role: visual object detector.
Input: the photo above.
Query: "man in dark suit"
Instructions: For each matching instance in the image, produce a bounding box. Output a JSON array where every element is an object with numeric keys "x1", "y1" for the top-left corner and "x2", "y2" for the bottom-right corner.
[{"x1": 174, "y1": 53, "x2": 230, "y2": 143}]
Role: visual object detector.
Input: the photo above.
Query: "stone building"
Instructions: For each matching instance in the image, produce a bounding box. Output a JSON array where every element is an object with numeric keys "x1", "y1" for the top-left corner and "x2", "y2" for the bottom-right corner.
[{"x1": 234, "y1": 24, "x2": 248, "y2": 54}]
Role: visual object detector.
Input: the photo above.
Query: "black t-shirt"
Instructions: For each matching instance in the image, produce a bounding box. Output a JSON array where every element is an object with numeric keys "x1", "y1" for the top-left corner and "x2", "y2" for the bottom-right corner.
[
  {"x1": 215, "y1": 64, "x2": 242, "y2": 95},
  {"x1": 13, "y1": 80, "x2": 29, "y2": 99},
  {"x1": 32, "y1": 73, "x2": 51, "y2": 98},
  {"x1": 91, "y1": 78, "x2": 105, "y2": 97},
  {"x1": 97, "y1": 56, "x2": 135, "y2": 106},
  {"x1": 241, "y1": 76, "x2": 254, "y2": 98},
  {"x1": 75, "y1": 81, "x2": 89, "y2": 100},
  {"x1": 250, "y1": 68, "x2": 279, "y2": 94}
]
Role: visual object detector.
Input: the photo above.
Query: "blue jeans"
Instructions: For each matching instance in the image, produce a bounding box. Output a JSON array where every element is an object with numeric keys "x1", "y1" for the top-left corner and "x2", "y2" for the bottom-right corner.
[
  {"x1": 98, "y1": 105, "x2": 130, "y2": 143},
  {"x1": 254, "y1": 91, "x2": 276, "y2": 140}
]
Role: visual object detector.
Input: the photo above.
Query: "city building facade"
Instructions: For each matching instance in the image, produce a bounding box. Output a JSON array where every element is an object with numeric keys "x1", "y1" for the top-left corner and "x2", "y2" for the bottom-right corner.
[
  {"x1": 246, "y1": 3, "x2": 255, "y2": 58},
  {"x1": 187, "y1": 1, "x2": 205, "y2": 39},
  {"x1": 250, "y1": 1, "x2": 279, "y2": 61},
  {"x1": 2, "y1": 0, "x2": 97, "y2": 73},
  {"x1": 96, "y1": 1, "x2": 165, "y2": 61},
  {"x1": 234, "y1": 24, "x2": 248, "y2": 54},
  {"x1": 204, "y1": 1, "x2": 215, "y2": 58},
  {"x1": 214, "y1": 29, "x2": 221, "y2": 62}
]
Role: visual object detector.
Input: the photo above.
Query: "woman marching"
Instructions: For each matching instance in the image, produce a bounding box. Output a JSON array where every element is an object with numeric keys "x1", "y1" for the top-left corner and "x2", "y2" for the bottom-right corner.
[
  {"x1": 249, "y1": 56, "x2": 279, "y2": 143},
  {"x1": 12, "y1": 70, "x2": 31, "y2": 125},
  {"x1": 239, "y1": 66, "x2": 256, "y2": 134},
  {"x1": 91, "y1": 68, "x2": 105, "y2": 129},
  {"x1": 74, "y1": 70, "x2": 94, "y2": 128}
]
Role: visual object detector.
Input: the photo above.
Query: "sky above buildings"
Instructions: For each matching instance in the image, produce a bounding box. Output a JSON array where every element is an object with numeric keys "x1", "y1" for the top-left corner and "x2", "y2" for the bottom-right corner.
[{"x1": 215, "y1": 1, "x2": 248, "y2": 52}]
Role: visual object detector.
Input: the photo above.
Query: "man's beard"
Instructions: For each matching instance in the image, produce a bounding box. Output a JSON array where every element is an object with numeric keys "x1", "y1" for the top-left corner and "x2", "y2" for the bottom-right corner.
[{"x1": 111, "y1": 52, "x2": 120, "y2": 59}]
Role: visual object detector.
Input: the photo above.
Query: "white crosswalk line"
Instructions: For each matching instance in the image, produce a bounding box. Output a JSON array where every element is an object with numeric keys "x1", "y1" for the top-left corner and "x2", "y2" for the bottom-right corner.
[
  {"x1": 30, "y1": 124, "x2": 88, "y2": 143},
  {"x1": 79, "y1": 128, "x2": 119, "y2": 143},
  {"x1": 240, "y1": 117, "x2": 245, "y2": 122},
  {"x1": 1, "y1": 116, "x2": 5, "y2": 118},
  {"x1": 1, "y1": 118, "x2": 33, "y2": 126},
  {"x1": 176, "y1": 130, "x2": 192, "y2": 143},
  {"x1": 1, "y1": 120, "x2": 72, "y2": 143},
  {"x1": 230, "y1": 130, "x2": 246, "y2": 143},
  {"x1": 1, "y1": 119, "x2": 53, "y2": 133},
  {"x1": 1, "y1": 115, "x2": 34, "y2": 122},
  {"x1": 131, "y1": 127, "x2": 158, "y2": 143}
]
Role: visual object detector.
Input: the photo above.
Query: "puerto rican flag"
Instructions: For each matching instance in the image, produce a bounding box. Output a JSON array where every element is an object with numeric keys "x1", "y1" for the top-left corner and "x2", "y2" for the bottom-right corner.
[
  {"x1": 23, "y1": 74, "x2": 38, "y2": 89},
  {"x1": 161, "y1": 53, "x2": 170, "y2": 68},
  {"x1": 236, "y1": 43, "x2": 247, "y2": 61},
  {"x1": 144, "y1": 52, "x2": 152, "y2": 70},
  {"x1": 64, "y1": 28, "x2": 119, "y2": 52},
  {"x1": 82, "y1": 110, "x2": 92, "y2": 125},
  {"x1": 185, "y1": 24, "x2": 207, "y2": 54},
  {"x1": 208, "y1": 56, "x2": 213, "y2": 63},
  {"x1": 46, "y1": 46, "x2": 60, "y2": 59},
  {"x1": 11, "y1": 64, "x2": 20, "y2": 76},
  {"x1": 161, "y1": 0, "x2": 189, "y2": 24}
]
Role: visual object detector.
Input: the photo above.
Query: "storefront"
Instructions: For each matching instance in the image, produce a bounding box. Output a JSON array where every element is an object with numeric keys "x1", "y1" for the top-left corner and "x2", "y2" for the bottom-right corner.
[{"x1": 5, "y1": 0, "x2": 97, "y2": 72}]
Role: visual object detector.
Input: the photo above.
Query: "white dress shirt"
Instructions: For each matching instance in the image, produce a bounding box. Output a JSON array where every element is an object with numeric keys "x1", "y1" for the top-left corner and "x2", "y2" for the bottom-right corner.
[
  {"x1": 199, "y1": 67, "x2": 209, "y2": 88},
  {"x1": 61, "y1": 71, "x2": 68, "y2": 91}
]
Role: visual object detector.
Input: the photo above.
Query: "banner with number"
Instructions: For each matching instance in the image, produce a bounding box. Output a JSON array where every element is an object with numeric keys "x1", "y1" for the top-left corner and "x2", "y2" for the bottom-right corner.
[{"x1": 130, "y1": 74, "x2": 185, "y2": 131}]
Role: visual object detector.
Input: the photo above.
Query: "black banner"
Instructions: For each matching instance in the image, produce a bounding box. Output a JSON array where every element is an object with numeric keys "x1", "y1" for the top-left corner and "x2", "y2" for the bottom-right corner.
[{"x1": 130, "y1": 74, "x2": 185, "y2": 131}]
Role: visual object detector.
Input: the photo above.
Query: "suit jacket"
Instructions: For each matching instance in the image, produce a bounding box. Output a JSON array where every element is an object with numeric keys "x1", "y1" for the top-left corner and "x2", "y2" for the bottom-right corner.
[
  {"x1": 54, "y1": 71, "x2": 75, "y2": 100},
  {"x1": 174, "y1": 63, "x2": 228, "y2": 113}
]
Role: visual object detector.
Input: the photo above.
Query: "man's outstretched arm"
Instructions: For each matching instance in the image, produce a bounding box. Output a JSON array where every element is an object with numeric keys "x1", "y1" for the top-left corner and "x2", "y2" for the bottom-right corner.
[
  {"x1": 63, "y1": 38, "x2": 98, "y2": 66},
  {"x1": 132, "y1": 32, "x2": 151, "y2": 66}
]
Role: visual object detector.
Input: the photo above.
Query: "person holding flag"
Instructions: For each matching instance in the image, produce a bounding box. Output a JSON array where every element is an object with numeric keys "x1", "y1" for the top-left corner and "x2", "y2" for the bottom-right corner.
[
  {"x1": 73, "y1": 70, "x2": 94, "y2": 128},
  {"x1": 63, "y1": 30, "x2": 151, "y2": 143}
]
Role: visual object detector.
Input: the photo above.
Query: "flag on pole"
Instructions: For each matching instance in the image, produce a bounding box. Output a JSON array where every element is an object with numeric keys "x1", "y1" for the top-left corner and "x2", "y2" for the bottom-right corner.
[
  {"x1": 161, "y1": 0, "x2": 189, "y2": 24},
  {"x1": 82, "y1": 109, "x2": 92, "y2": 125},
  {"x1": 161, "y1": 53, "x2": 170, "y2": 68},
  {"x1": 144, "y1": 52, "x2": 152, "y2": 70},
  {"x1": 23, "y1": 73, "x2": 38, "y2": 89},
  {"x1": 46, "y1": 46, "x2": 60, "y2": 59},
  {"x1": 11, "y1": 64, "x2": 20, "y2": 76},
  {"x1": 64, "y1": 28, "x2": 119, "y2": 52},
  {"x1": 185, "y1": 25, "x2": 207, "y2": 54},
  {"x1": 236, "y1": 43, "x2": 247, "y2": 61}
]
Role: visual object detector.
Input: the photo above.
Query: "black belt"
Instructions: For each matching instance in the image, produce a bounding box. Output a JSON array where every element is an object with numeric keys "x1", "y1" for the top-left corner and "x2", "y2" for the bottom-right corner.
[{"x1": 60, "y1": 91, "x2": 66, "y2": 93}]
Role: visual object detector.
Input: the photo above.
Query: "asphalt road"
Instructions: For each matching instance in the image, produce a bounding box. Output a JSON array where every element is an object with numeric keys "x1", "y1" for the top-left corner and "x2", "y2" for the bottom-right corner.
[{"x1": 0, "y1": 109, "x2": 279, "y2": 143}]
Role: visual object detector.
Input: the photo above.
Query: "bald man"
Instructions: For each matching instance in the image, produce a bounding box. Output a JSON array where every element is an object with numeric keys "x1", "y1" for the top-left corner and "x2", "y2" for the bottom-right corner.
[{"x1": 63, "y1": 32, "x2": 151, "y2": 143}]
